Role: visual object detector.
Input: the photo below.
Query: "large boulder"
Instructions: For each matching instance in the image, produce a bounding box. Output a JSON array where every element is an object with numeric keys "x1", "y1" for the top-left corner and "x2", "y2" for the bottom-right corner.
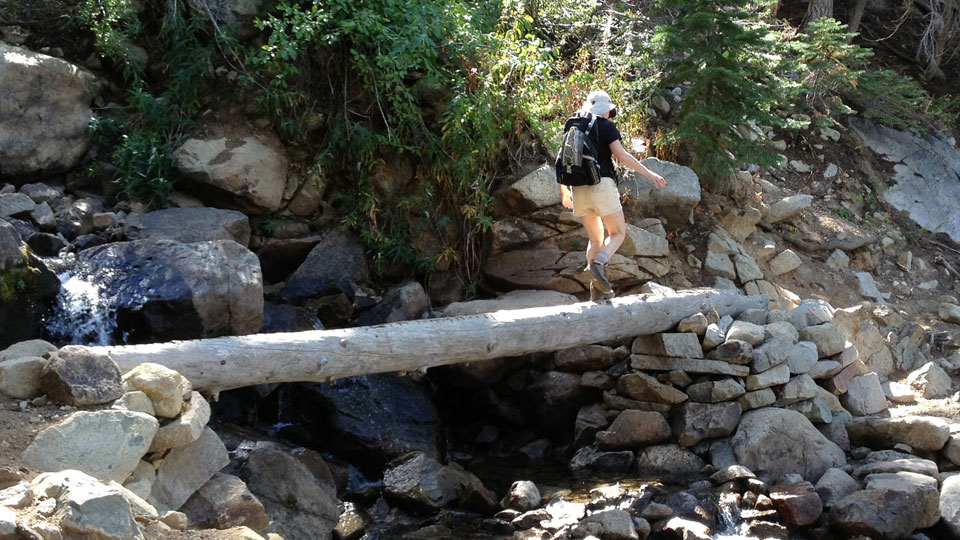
[
  {"x1": 493, "y1": 163, "x2": 562, "y2": 217},
  {"x1": 730, "y1": 408, "x2": 846, "y2": 482},
  {"x1": 619, "y1": 158, "x2": 701, "y2": 228},
  {"x1": 0, "y1": 43, "x2": 98, "y2": 176},
  {"x1": 0, "y1": 221, "x2": 60, "y2": 348},
  {"x1": 67, "y1": 239, "x2": 262, "y2": 343},
  {"x1": 124, "y1": 207, "x2": 251, "y2": 246},
  {"x1": 288, "y1": 374, "x2": 442, "y2": 465},
  {"x1": 175, "y1": 130, "x2": 288, "y2": 215}
]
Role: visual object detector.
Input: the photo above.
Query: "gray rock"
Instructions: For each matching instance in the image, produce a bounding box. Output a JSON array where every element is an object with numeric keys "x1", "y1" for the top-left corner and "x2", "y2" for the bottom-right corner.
[
  {"x1": 596, "y1": 410, "x2": 672, "y2": 449},
  {"x1": 621, "y1": 158, "x2": 701, "y2": 228},
  {"x1": 620, "y1": 224, "x2": 670, "y2": 257},
  {"x1": 826, "y1": 249, "x2": 850, "y2": 271},
  {"x1": 500, "y1": 480, "x2": 541, "y2": 512},
  {"x1": 124, "y1": 207, "x2": 251, "y2": 246},
  {"x1": 616, "y1": 372, "x2": 688, "y2": 404},
  {"x1": 764, "y1": 321, "x2": 799, "y2": 343},
  {"x1": 864, "y1": 471, "x2": 939, "y2": 528},
  {"x1": 40, "y1": 348, "x2": 123, "y2": 406},
  {"x1": 570, "y1": 446, "x2": 634, "y2": 473},
  {"x1": 282, "y1": 228, "x2": 366, "y2": 301},
  {"x1": 630, "y1": 355, "x2": 748, "y2": 377},
  {"x1": 786, "y1": 398, "x2": 833, "y2": 424},
  {"x1": 581, "y1": 509, "x2": 639, "y2": 540},
  {"x1": 721, "y1": 207, "x2": 762, "y2": 243},
  {"x1": 767, "y1": 195, "x2": 813, "y2": 223},
  {"x1": 31, "y1": 470, "x2": 144, "y2": 540},
  {"x1": 798, "y1": 323, "x2": 846, "y2": 358},
  {"x1": 786, "y1": 342, "x2": 819, "y2": 374},
  {"x1": 787, "y1": 299, "x2": 835, "y2": 330},
  {"x1": 0, "y1": 43, "x2": 97, "y2": 175},
  {"x1": 151, "y1": 427, "x2": 230, "y2": 512},
  {"x1": 906, "y1": 362, "x2": 952, "y2": 398},
  {"x1": 702, "y1": 323, "x2": 725, "y2": 350},
  {"x1": 180, "y1": 472, "x2": 269, "y2": 531},
  {"x1": 847, "y1": 416, "x2": 949, "y2": 452},
  {"x1": 752, "y1": 337, "x2": 794, "y2": 372},
  {"x1": 830, "y1": 488, "x2": 921, "y2": 539},
  {"x1": 841, "y1": 373, "x2": 889, "y2": 416},
  {"x1": 941, "y1": 303, "x2": 960, "y2": 325},
  {"x1": 776, "y1": 374, "x2": 819, "y2": 405},
  {"x1": 738, "y1": 388, "x2": 776, "y2": 411},
  {"x1": 671, "y1": 402, "x2": 742, "y2": 447},
  {"x1": 631, "y1": 333, "x2": 703, "y2": 358},
  {"x1": 555, "y1": 345, "x2": 619, "y2": 372},
  {"x1": 746, "y1": 362, "x2": 790, "y2": 391},
  {"x1": 706, "y1": 339, "x2": 753, "y2": 365},
  {"x1": 0, "y1": 193, "x2": 36, "y2": 218},
  {"x1": 726, "y1": 320, "x2": 765, "y2": 346},
  {"x1": 854, "y1": 450, "x2": 939, "y2": 480},
  {"x1": 730, "y1": 408, "x2": 846, "y2": 482},
  {"x1": 635, "y1": 444, "x2": 705, "y2": 482},
  {"x1": 492, "y1": 163, "x2": 560, "y2": 216},
  {"x1": 769, "y1": 249, "x2": 802, "y2": 276},
  {"x1": 942, "y1": 475, "x2": 960, "y2": 537},
  {"x1": 0, "y1": 356, "x2": 45, "y2": 399},
  {"x1": 677, "y1": 313, "x2": 708, "y2": 335},
  {"x1": 240, "y1": 443, "x2": 339, "y2": 540},
  {"x1": 150, "y1": 392, "x2": 211, "y2": 453},
  {"x1": 23, "y1": 410, "x2": 158, "y2": 483},
  {"x1": 733, "y1": 253, "x2": 764, "y2": 283},
  {"x1": 855, "y1": 271, "x2": 888, "y2": 303},
  {"x1": 815, "y1": 468, "x2": 860, "y2": 509},
  {"x1": 441, "y1": 289, "x2": 577, "y2": 317},
  {"x1": 685, "y1": 379, "x2": 746, "y2": 403},
  {"x1": 704, "y1": 251, "x2": 736, "y2": 280},
  {"x1": 849, "y1": 117, "x2": 960, "y2": 243}
]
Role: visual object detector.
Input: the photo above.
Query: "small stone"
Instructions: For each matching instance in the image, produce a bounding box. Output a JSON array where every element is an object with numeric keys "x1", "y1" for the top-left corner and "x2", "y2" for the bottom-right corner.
[
  {"x1": 825, "y1": 250, "x2": 849, "y2": 271},
  {"x1": 769, "y1": 249, "x2": 802, "y2": 276}
]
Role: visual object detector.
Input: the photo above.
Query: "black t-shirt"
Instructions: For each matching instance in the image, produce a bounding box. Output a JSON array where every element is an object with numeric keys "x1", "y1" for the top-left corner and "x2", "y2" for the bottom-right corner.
[{"x1": 594, "y1": 117, "x2": 622, "y2": 180}]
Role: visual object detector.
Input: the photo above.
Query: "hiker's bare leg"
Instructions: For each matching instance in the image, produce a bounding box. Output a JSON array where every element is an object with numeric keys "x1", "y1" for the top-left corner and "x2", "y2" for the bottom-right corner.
[
  {"x1": 581, "y1": 214, "x2": 605, "y2": 264},
  {"x1": 599, "y1": 210, "x2": 626, "y2": 259}
]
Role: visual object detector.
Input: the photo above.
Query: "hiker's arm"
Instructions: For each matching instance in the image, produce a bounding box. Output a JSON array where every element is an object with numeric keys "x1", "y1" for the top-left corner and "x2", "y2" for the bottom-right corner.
[
  {"x1": 559, "y1": 184, "x2": 573, "y2": 209},
  {"x1": 610, "y1": 140, "x2": 666, "y2": 187}
]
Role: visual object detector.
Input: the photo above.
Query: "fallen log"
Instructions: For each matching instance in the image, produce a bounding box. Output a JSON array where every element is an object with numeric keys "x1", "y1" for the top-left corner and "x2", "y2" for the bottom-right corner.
[{"x1": 66, "y1": 289, "x2": 767, "y2": 393}]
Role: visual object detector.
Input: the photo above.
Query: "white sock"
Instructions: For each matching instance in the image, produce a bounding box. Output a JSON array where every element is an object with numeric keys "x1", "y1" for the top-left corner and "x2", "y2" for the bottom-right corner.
[{"x1": 594, "y1": 251, "x2": 610, "y2": 265}]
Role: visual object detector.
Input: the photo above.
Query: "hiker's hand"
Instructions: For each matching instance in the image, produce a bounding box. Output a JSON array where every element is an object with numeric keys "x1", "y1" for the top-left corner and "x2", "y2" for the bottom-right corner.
[
  {"x1": 561, "y1": 191, "x2": 574, "y2": 209},
  {"x1": 648, "y1": 173, "x2": 666, "y2": 188}
]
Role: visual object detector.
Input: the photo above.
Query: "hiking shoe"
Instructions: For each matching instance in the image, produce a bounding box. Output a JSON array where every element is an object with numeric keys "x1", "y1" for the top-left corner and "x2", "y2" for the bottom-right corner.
[
  {"x1": 587, "y1": 261, "x2": 613, "y2": 294},
  {"x1": 590, "y1": 281, "x2": 616, "y2": 302}
]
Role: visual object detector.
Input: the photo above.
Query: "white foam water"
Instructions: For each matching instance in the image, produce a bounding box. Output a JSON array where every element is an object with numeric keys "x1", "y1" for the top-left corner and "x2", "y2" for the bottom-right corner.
[
  {"x1": 44, "y1": 271, "x2": 119, "y2": 346},
  {"x1": 714, "y1": 492, "x2": 757, "y2": 540}
]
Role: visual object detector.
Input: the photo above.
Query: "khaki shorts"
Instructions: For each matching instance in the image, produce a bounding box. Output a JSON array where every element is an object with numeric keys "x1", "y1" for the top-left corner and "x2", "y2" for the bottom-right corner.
[{"x1": 572, "y1": 177, "x2": 621, "y2": 217}]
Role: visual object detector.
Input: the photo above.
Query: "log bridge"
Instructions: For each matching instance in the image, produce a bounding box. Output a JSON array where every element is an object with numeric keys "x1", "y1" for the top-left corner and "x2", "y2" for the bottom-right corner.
[{"x1": 65, "y1": 289, "x2": 767, "y2": 393}]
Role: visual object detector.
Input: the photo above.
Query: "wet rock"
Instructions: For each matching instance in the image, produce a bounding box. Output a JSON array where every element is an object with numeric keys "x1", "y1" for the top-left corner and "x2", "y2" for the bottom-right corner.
[
  {"x1": 730, "y1": 408, "x2": 846, "y2": 482},
  {"x1": 846, "y1": 416, "x2": 949, "y2": 452},
  {"x1": 292, "y1": 374, "x2": 441, "y2": 464},
  {"x1": 829, "y1": 488, "x2": 921, "y2": 540},
  {"x1": 124, "y1": 207, "x2": 251, "y2": 246},
  {"x1": 23, "y1": 410, "x2": 158, "y2": 483},
  {"x1": 74, "y1": 239, "x2": 263, "y2": 342},
  {"x1": 180, "y1": 473, "x2": 268, "y2": 531},
  {"x1": 382, "y1": 452, "x2": 464, "y2": 512},
  {"x1": 40, "y1": 348, "x2": 123, "y2": 406},
  {"x1": 528, "y1": 370, "x2": 600, "y2": 432}
]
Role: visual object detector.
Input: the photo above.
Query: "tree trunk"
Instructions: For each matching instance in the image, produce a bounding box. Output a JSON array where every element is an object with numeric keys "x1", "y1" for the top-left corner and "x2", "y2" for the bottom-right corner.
[
  {"x1": 68, "y1": 290, "x2": 767, "y2": 393},
  {"x1": 803, "y1": 0, "x2": 835, "y2": 29},
  {"x1": 846, "y1": 0, "x2": 869, "y2": 41}
]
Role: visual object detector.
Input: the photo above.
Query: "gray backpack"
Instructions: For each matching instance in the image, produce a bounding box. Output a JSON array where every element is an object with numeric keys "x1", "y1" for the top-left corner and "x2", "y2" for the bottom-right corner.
[{"x1": 555, "y1": 112, "x2": 601, "y2": 186}]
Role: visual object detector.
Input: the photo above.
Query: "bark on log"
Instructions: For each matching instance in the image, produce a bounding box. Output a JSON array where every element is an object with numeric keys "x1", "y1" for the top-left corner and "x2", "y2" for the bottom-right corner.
[{"x1": 68, "y1": 289, "x2": 767, "y2": 393}]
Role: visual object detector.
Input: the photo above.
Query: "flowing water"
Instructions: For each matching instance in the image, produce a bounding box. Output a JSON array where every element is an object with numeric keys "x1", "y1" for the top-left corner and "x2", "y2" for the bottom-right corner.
[{"x1": 44, "y1": 270, "x2": 123, "y2": 346}]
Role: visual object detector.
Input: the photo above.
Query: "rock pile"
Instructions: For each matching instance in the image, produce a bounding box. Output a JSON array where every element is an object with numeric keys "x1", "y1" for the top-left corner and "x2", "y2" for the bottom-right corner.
[{"x1": 0, "y1": 343, "x2": 337, "y2": 540}]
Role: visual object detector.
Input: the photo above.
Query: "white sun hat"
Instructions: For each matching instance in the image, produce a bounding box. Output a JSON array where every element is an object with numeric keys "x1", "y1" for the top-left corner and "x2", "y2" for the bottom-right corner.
[{"x1": 582, "y1": 90, "x2": 616, "y2": 115}]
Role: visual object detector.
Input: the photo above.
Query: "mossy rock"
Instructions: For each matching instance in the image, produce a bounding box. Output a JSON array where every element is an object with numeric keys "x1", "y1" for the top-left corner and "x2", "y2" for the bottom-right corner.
[{"x1": 0, "y1": 250, "x2": 60, "y2": 348}]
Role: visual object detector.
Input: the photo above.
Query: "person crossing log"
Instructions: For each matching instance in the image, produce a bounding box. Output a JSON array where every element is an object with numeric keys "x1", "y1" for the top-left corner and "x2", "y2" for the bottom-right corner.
[{"x1": 63, "y1": 289, "x2": 767, "y2": 393}]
